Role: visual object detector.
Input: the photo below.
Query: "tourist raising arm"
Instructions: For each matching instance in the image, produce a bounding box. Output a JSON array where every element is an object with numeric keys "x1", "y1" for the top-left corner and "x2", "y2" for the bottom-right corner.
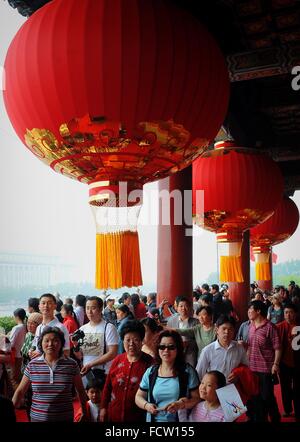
[{"x1": 175, "y1": 306, "x2": 216, "y2": 361}]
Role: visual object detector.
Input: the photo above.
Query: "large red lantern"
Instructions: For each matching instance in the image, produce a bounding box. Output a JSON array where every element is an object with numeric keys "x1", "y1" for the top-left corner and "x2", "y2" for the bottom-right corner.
[
  {"x1": 3, "y1": 0, "x2": 230, "y2": 289},
  {"x1": 192, "y1": 141, "x2": 284, "y2": 282},
  {"x1": 251, "y1": 196, "x2": 299, "y2": 281}
]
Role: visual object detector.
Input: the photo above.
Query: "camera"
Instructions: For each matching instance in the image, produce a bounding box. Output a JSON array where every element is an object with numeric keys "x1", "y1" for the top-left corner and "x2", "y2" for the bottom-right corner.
[{"x1": 71, "y1": 329, "x2": 85, "y2": 352}]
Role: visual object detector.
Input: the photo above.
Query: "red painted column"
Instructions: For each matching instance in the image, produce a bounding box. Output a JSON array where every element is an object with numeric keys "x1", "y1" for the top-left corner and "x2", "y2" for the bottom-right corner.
[
  {"x1": 228, "y1": 230, "x2": 250, "y2": 323},
  {"x1": 157, "y1": 166, "x2": 193, "y2": 309},
  {"x1": 257, "y1": 250, "x2": 273, "y2": 291}
]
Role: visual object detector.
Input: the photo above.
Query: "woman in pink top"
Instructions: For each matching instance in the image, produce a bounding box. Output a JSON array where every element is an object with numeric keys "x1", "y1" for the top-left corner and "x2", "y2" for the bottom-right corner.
[{"x1": 189, "y1": 371, "x2": 226, "y2": 422}]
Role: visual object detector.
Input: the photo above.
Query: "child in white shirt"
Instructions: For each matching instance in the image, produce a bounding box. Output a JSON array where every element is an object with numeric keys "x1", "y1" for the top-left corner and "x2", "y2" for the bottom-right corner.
[{"x1": 75, "y1": 378, "x2": 103, "y2": 422}]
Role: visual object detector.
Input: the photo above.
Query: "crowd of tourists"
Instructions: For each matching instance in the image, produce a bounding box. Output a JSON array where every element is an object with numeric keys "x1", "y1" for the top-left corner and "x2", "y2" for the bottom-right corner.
[{"x1": 0, "y1": 281, "x2": 299, "y2": 423}]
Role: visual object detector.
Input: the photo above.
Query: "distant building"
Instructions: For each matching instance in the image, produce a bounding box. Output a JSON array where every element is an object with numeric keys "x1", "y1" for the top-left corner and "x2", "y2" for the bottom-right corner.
[{"x1": 0, "y1": 253, "x2": 75, "y2": 288}]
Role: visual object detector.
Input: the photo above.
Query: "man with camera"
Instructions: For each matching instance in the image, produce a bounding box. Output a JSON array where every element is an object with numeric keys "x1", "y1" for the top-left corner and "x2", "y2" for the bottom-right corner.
[{"x1": 72, "y1": 296, "x2": 118, "y2": 386}]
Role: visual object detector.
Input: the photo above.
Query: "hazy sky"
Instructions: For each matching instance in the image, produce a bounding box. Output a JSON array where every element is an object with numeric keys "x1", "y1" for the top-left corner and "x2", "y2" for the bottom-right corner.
[{"x1": 0, "y1": 3, "x2": 299, "y2": 289}]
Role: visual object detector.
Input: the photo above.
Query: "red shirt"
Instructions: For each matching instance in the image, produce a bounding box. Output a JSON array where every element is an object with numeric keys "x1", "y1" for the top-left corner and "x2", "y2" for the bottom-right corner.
[
  {"x1": 134, "y1": 303, "x2": 147, "y2": 320},
  {"x1": 63, "y1": 316, "x2": 79, "y2": 347},
  {"x1": 276, "y1": 320, "x2": 297, "y2": 368},
  {"x1": 101, "y1": 351, "x2": 153, "y2": 422},
  {"x1": 248, "y1": 320, "x2": 280, "y2": 373}
]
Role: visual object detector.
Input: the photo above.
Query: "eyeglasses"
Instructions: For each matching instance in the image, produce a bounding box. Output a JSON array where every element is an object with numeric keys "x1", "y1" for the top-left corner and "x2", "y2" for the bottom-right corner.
[{"x1": 158, "y1": 344, "x2": 176, "y2": 351}]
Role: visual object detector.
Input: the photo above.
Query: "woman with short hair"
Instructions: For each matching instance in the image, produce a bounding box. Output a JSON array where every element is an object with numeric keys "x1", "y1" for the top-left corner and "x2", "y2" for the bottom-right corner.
[
  {"x1": 12, "y1": 327, "x2": 87, "y2": 422},
  {"x1": 115, "y1": 304, "x2": 133, "y2": 353},
  {"x1": 100, "y1": 320, "x2": 153, "y2": 422},
  {"x1": 20, "y1": 312, "x2": 43, "y2": 372},
  {"x1": 174, "y1": 306, "x2": 216, "y2": 360}
]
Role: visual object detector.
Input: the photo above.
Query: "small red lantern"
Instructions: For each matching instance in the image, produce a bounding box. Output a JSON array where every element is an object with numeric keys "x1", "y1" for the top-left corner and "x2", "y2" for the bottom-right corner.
[
  {"x1": 251, "y1": 196, "x2": 299, "y2": 281},
  {"x1": 192, "y1": 141, "x2": 284, "y2": 282},
  {"x1": 3, "y1": 0, "x2": 229, "y2": 289}
]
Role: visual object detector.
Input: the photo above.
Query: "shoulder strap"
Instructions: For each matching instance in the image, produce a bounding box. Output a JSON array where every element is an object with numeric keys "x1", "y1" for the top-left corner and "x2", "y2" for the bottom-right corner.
[
  {"x1": 148, "y1": 364, "x2": 159, "y2": 404},
  {"x1": 178, "y1": 364, "x2": 189, "y2": 399},
  {"x1": 148, "y1": 365, "x2": 159, "y2": 423},
  {"x1": 103, "y1": 321, "x2": 108, "y2": 355},
  {"x1": 148, "y1": 363, "x2": 189, "y2": 401}
]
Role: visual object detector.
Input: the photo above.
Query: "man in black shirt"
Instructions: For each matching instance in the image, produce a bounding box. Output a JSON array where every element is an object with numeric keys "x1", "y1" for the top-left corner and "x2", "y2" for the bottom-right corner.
[{"x1": 210, "y1": 284, "x2": 224, "y2": 322}]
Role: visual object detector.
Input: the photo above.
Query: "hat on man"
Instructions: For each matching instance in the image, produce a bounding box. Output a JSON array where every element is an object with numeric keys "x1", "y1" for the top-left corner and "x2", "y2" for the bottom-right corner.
[{"x1": 28, "y1": 312, "x2": 43, "y2": 325}]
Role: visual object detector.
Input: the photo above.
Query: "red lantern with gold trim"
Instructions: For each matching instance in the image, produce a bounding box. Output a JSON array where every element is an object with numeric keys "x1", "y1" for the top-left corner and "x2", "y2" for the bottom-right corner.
[
  {"x1": 250, "y1": 196, "x2": 299, "y2": 282},
  {"x1": 192, "y1": 141, "x2": 284, "y2": 283},
  {"x1": 3, "y1": 0, "x2": 229, "y2": 289}
]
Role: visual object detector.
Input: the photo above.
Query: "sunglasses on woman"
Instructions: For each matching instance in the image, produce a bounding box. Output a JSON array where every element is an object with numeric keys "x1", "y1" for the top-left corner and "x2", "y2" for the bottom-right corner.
[{"x1": 158, "y1": 344, "x2": 176, "y2": 351}]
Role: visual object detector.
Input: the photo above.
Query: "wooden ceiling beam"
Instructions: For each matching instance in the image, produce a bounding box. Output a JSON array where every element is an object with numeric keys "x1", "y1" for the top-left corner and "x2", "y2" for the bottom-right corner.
[{"x1": 227, "y1": 43, "x2": 300, "y2": 81}]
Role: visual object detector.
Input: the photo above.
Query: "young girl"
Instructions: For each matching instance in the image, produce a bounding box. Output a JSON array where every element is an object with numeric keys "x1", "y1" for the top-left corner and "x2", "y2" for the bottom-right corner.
[
  {"x1": 61, "y1": 304, "x2": 79, "y2": 345},
  {"x1": 189, "y1": 371, "x2": 226, "y2": 422}
]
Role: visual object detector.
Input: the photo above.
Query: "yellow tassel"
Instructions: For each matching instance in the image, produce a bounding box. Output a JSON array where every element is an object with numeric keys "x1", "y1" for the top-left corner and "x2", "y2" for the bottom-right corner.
[
  {"x1": 255, "y1": 262, "x2": 271, "y2": 281},
  {"x1": 95, "y1": 231, "x2": 142, "y2": 289},
  {"x1": 220, "y1": 255, "x2": 244, "y2": 282}
]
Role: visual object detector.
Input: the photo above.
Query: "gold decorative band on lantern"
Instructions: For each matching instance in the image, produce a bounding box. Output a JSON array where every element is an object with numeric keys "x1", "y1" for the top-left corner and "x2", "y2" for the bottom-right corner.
[
  {"x1": 24, "y1": 115, "x2": 208, "y2": 186},
  {"x1": 214, "y1": 140, "x2": 237, "y2": 150},
  {"x1": 216, "y1": 231, "x2": 243, "y2": 243},
  {"x1": 88, "y1": 180, "x2": 143, "y2": 207},
  {"x1": 252, "y1": 245, "x2": 271, "y2": 255}
]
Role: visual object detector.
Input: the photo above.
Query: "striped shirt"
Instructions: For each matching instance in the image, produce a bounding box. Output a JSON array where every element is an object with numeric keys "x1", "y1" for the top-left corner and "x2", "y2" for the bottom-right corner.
[
  {"x1": 189, "y1": 401, "x2": 225, "y2": 422},
  {"x1": 24, "y1": 355, "x2": 79, "y2": 422},
  {"x1": 248, "y1": 320, "x2": 280, "y2": 373}
]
